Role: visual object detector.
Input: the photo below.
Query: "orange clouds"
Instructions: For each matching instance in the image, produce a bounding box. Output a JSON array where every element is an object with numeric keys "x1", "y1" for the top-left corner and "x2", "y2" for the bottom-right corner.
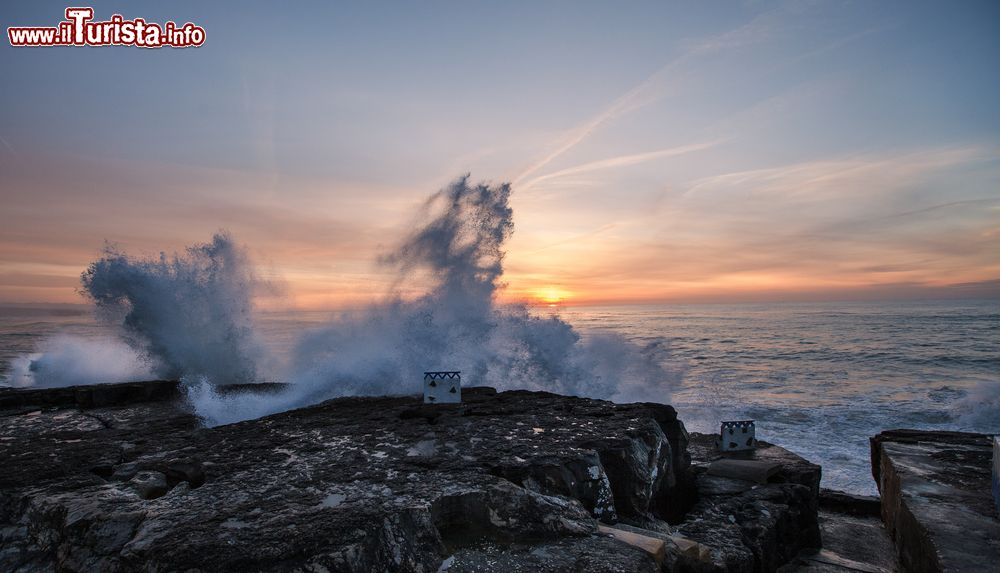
[{"x1": 1, "y1": 143, "x2": 999, "y2": 309}]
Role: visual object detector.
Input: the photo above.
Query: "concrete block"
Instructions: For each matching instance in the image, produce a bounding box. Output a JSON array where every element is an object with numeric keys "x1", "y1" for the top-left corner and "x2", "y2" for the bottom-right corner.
[
  {"x1": 423, "y1": 371, "x2": 461, "y2": 404},
  {"x1": 717, "y1": 420, "x2": 756, "y2": 452},
  {"x1": 706, "y1": 459, "x2": 781, "y2": 484}
]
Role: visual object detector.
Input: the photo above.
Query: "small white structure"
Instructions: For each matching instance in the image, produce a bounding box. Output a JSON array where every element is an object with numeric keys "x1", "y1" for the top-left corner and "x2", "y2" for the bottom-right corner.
[
  {"x1": 423, "y1": 371, "x2": 461, "y2": 404},
  {"x1": 717, "y1": 420, "x2": 757, "y2": 452}
]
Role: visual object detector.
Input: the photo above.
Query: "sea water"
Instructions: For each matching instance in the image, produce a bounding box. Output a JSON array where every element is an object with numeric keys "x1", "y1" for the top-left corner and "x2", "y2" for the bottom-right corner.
[
  {"x1": 556, "y1": 299, "x2": 999, "y2": 495},
  {"x1": 2, "y1": 299, "x2": 997, "y2": 495}
]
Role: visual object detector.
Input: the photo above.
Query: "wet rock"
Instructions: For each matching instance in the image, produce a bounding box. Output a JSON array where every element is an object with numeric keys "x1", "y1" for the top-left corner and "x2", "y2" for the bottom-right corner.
[
  {"x1": 697, "y1": 474, "x2": 756, "y2": 497},
  {"x1": 440, "y1": 535, "x2": 661, "y2": 573},
  {"x1": 780, "y1": 507, "x2": 898, "y2": 573},
  {"x1": 0, "y1": 386, "x2": 691, "y2": 572},
  {"x1": 675, "y1": 433, "x2": 822, "y2": 572},
  {"x1": 993, "y1": 435, "x2": 999, "y2": 517},
  {"x1": 433, "y1": 481, "x2": 597, "y2": 544},
  {"x1": 491, "y1": 450, "x2": 619, "y2": 522},
  {"x1": 679, "y1": 482, "x2": 820, "y2": 572},
  {"x1": 870, "y1": 429, "x2": 1000, "y2": 573},
  {"x1": 818, "y1": 488, "x2": 881, "y2": 518},
  {"x1": 158, "y1": 457, "x2": 205, "y2": 488},
  {"x1": 0, "y1": 379, "x2": 181, "y2": 411},
  {"x1": 215, "y1": 382, "x2": 292, "y2": 396},
  {"x1": 110, "y1": 462, "x2": 140, "y2": 482},
  {"x1": 130, "y1": 470, "x2": 168, "y2": 499},
  {"x1": 707, "y1": 459, "x2": 781, "y2": 484},
  {"x1": 0, "y1": 383, "x2": 821, "y2": 573}
]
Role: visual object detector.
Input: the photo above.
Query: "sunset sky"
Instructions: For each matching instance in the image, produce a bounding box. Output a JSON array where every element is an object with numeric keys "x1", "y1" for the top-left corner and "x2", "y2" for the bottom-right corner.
[{"x1": 1, "y1": 1, "x2": 998, "y2": 308}]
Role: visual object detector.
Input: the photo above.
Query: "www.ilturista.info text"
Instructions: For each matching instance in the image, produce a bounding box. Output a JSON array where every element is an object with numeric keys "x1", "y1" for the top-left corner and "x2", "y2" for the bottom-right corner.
[{"x1": 8, "y1": 8, "x2": 205, "y2": 48}]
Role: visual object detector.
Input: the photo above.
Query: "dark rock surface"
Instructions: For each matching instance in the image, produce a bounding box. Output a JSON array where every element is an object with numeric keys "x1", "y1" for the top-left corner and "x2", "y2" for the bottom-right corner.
[
  {"x1": 675, "y1": 433, "x2": 822, "y2": 573},
  {"x1": 438, "y1": 535, "x2": 660, "y2": 573},
  {"x1": 817, "y1": 489, "x2": 881, "y2": 518},
  {"x1": 1, "y1": 383, "x2": 823, "y2": 572},
  {"x1": 0, "y1": 379, "x2": 180, "y2": 411},
  {"x1": 780, "y1": 510, "x2": 897, "y2": 573},
  {"x1": 993, "y1": 436, "x2": 999, "y2": 518},
  {"x1": 871, "y1": 429, "x2": 1000, "y2": 573}
]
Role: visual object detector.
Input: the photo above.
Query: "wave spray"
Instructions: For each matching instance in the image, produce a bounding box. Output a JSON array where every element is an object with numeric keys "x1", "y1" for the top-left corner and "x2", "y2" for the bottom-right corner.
[{"x1": 12, "y1": 176, "x2": 678, "y2": 424}]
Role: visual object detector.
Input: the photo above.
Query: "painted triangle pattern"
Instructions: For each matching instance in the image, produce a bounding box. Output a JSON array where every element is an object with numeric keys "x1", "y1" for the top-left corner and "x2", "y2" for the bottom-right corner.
[{"x1": 423, "y1": 371, "x2": 461, "y2": 404}]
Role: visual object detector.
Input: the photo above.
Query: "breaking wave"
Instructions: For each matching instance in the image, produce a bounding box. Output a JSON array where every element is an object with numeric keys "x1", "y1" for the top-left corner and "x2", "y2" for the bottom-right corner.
[
  {"x1": 11, "y1": 176, "x2": 679, "y2": 424},
  {"x1": 79, "y1": 232, "x2": 266, "y2": 384},
  {"x1": 954, "y1": 380, "x2": 1000, "y2": 428},
  {"x1": 6, "y1": 334, "x2": 154, "y2": 389},
  {"x1": 188, "y1": 176, "x2": 676, "y2": 424}
]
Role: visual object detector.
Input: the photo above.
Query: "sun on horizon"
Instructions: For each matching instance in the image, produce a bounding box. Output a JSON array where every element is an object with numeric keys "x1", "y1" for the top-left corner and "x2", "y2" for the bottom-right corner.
[{"x1": 531, "y1": 286, "x2": 572, "y2": 306}]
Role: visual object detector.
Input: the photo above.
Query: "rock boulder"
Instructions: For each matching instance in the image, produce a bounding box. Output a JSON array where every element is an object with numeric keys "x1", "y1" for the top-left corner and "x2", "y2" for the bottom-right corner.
[
  {"x1": 1, "y1": 383, "x2": 822, "y2": 572},
  {"x1": 870, "y1": 429, "x2": 1000, "y2": 573}
]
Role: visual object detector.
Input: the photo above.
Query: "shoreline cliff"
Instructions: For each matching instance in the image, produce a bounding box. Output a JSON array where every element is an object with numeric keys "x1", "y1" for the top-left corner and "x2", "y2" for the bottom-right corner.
[{"x1": 1, "y1": 381, "x2": 995, "y2": 572}]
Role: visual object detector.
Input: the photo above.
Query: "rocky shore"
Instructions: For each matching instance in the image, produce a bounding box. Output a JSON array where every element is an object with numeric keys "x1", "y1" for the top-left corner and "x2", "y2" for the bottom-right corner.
[
  {"x1": 870, "y1": 430, "x2": 1000, "y2": 573},
  {"x1": 0, "y1": 381, "x2": 996, "y2": 572}
]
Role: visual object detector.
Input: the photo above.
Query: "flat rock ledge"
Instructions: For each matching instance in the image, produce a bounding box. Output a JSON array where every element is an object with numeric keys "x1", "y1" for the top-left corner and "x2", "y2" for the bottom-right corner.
[
  {"x1": 871, "y1": 429, "x2": 1000, "y2": 573},
  {"x1": 1, "y1": 381, "x2": 822, "y2": 572}
]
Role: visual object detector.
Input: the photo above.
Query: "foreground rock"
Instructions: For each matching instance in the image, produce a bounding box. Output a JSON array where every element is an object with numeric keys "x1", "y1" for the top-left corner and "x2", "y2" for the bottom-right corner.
[
  {"x1": 1, "y1": 382, "x2": 822, "y2": 572},
  {"x1": 0, "y1": 379, "x2": 180, "y2": 411},
  {"x1": 678, "y1": 433, "x2": 821, "y2": 572},
  {"x1": 780, "y1": 509, "x2": 897, "y2": 573},
  {"x1": 993, "y1": 436, "x2": 999, "y2": 517},
  {"x1": 871, "y1": 429, "x2": 1000, "y2": 572}
]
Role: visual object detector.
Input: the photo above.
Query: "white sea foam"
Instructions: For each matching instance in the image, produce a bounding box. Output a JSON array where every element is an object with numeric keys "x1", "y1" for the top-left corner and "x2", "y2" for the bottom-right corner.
[
  {"x1": 9, "y1": 176, "x2": 679, "y2": 426},
  {"x1": 183, "y1": 176, "x2": 678, "y2": 424},
  {"x1": 7, "y1": 334, "x2": 154, "y2": 388},
  {"x1": 79, "y1": 231, "x2": 268, "y2": 384},
  {"x1": 955, "y1": 380, "x2": 1000, "y2": 428}
]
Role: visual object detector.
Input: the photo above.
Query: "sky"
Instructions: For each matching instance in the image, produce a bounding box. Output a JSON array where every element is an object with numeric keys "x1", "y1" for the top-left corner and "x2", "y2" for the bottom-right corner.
[{"x1": 1, "y1": 0, "x2": 999, "y2": 308}]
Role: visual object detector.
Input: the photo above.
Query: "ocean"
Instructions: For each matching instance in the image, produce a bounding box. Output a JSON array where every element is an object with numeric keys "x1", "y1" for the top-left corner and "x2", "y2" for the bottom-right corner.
[{"x1": 2, "y1": 299, "x2": 998, "y2": 495}]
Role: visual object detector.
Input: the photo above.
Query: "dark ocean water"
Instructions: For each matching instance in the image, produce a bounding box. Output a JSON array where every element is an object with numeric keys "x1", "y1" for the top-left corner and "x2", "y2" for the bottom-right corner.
[
  {"x1": 2, "y1": 299, "x2": 998, "y2": 495},
  {"x1": 555, "y1": 300, "x2": 999, "y2": 494}
]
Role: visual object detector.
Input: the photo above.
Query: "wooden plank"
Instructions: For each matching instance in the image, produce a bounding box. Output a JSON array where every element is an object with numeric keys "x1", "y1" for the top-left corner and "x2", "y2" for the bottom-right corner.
[{"x1": 597, "y1": 525, "x2": 666, "y2": 565}]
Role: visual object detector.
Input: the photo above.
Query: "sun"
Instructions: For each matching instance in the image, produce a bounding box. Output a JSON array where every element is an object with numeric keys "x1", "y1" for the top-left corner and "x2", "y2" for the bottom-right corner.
[{"x1": 534, "y1": 286, "x2": 571, "y2": 305}]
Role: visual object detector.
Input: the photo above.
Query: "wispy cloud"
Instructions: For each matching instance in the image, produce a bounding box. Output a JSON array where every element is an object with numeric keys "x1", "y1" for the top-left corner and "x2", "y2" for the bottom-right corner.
[
  {"x1": 0, "y1": 136, "x2": 16, "y2": 157},
  {"x1": 511, "y1": 9, "x2": 782, "y2": 187},
  {"x1": 682, "y1": 146, "x2": 994, "y2": 199},
  {"x1": 510, "y1": 66, "x2": 676, "y2": 186},
  {"x1": 519, "y1": 141, "x2": 720, "y2": 190},
  {"x1": 501, "y1": 143, "x2": 1000, "y2": 303}
]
